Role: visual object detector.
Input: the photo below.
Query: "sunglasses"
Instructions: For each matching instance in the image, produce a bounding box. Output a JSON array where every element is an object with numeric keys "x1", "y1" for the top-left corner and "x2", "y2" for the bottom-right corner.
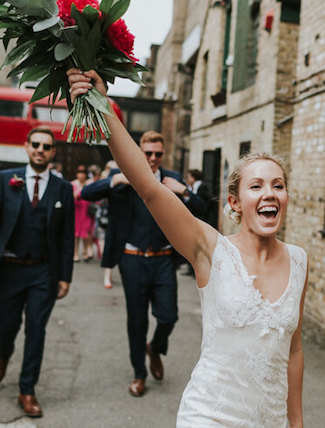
[
  {"x1": 144, "y1": 151, "x2": 164, "y2": 158},
  {"x1": 30, "y1": 141, "x2": 54, "y2": 151}
]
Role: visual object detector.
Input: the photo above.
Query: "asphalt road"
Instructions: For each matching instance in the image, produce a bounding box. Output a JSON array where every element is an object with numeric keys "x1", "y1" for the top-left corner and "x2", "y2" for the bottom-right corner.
[{"x1": 0, "y1": 259, "x2": 324, "y2": 428}]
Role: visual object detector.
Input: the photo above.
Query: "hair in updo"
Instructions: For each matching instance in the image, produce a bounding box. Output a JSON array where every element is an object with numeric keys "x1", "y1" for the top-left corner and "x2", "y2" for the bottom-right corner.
[{"x1": 225, "y1": 153, "x2": 288, "y2": 225}]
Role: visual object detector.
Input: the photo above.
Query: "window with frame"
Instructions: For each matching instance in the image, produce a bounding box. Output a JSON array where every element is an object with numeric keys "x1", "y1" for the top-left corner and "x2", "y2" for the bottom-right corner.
[
  {"x1": 277, "y1": 0, "x2": 301, "y2": 24},
  {"x1": 0, "y1": 100, "x2": 28, "y2": 118},
  {"x1": 239, "y1": 141, "x2": 251, "y2": 157},
  {"x1": 232, "y1": 0, "x2": 260, "y2": 93},
  {"x1": 129, "y1": 111, "x2": 160, "y2": 133}
]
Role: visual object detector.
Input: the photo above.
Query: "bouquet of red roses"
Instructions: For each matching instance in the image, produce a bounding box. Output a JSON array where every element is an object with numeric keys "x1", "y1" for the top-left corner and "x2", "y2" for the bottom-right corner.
[{"x1": 0, "y1": 0, "x2": 145, "y2": 143}]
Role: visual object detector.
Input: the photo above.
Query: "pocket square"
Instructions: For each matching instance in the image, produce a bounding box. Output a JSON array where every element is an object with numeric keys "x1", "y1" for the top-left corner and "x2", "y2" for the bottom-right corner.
[{"x1": 55, "y1": 201, "x2": 62, "y2": 208}]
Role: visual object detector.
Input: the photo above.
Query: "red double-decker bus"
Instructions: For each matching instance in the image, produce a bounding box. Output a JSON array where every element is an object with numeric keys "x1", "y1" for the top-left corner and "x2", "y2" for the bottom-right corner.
[{"x1": 0, "y1": 86, "x2": 123, "y2": 175}]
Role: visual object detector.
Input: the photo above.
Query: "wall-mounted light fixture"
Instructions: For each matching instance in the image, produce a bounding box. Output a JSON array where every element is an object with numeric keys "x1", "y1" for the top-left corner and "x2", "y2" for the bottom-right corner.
[
  {"x1": 212, "y1": 1, "x2": 227, "y2": 7},
  {"x1": 264, "y1": 10, "x2": 274, "y2": 32}
]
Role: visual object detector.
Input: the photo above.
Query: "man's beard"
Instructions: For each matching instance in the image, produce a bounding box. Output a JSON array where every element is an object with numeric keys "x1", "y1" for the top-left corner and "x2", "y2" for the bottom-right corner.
[{"x1": 30, "y1": 159, "x2": 48, "y2": 173}]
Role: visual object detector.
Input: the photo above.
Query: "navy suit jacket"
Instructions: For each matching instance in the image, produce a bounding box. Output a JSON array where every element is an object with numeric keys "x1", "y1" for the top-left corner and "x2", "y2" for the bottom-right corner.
[
  {"x1": 82, "y1": 168, "x2": 205, "y2": 268},
  {"x1": 0, "y1": 166, "x2": 75, "y2": 284}
]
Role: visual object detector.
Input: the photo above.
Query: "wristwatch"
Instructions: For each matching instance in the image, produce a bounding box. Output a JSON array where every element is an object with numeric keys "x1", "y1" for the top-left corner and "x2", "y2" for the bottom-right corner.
[{"x1": 182, "y1": 187, "x2": 190, "y2": 197}]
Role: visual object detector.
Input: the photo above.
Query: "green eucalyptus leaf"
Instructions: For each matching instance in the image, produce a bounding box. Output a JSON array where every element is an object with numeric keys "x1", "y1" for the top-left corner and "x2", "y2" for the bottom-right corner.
[
  {"x1": 44, "y1": 0, "x2": 58, "y2": 16},
  {"x1": 33, "y1": 15, "x2": 60, "y2": 32},
  {"x1": 1, "y1": 39, "x2": 36, "y2": 68},
  {"x1": 12, "y1": 0, "x2": 58, "y2": 17},
  {"x1": 29, "y1": 74, "x2": 51, "y2": 103},
  {"x1": 99, "y1": 0, "x2": 113, "y2": 14},
  {"x1": 50, "y1": 26, "x2": 62, "y2": 38},
  {"x1": 54, "y1": 42, "x2": 75, "y2": 61},
  {"x1": 7, "y1": 0, "x2": 27, "y2": 7}
]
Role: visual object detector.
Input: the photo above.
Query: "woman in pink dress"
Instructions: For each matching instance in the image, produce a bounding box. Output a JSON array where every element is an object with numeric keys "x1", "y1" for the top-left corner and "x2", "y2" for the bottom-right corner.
[{"x1": 71, "y1": 165, "x2": 93, "y2": 262}]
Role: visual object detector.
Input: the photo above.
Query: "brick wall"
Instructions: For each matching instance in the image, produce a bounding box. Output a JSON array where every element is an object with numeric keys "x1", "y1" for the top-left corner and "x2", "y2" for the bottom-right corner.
[{"x1": 285, "y1": 0, "x2": 325, "y2": 327}]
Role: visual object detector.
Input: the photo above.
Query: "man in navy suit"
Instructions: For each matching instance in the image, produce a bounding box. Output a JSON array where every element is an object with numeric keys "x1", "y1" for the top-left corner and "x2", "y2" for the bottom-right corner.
[
  {"x1": 0, "y1": 127, "x2": 74, "y2": 417},
  {"x1": 82, "y1": 131, "x2": 205, "y2": 397}
]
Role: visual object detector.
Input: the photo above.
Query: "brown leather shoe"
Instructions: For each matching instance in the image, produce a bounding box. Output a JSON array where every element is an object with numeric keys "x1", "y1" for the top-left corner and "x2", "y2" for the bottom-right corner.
[
  {"x1": 146, "y1": 343, "x2": 164, "y2": 380},
  {"x1": 129, "y1": 379, "x2": 146, "y2": 397},
  {"x1": 0, "y1": 359, "x2": 9, "y2": 382},
  {"x1": 18, "y1": 394, "x2": 43, "y2": 417}
]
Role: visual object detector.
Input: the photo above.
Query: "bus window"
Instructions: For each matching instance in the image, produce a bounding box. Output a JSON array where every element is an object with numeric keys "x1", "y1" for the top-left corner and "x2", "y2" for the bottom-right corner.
[
  {"x1": 32, "y1": 106, "x2": 70, "y2": 123},
  {"x1": 0, "y1": 100, "x2": 28, "y2": 118}
]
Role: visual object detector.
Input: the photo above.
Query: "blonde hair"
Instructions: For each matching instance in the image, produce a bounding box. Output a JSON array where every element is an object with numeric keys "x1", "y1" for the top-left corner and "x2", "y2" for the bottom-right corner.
[{"x1": 140, "y1": 131, "x2": 164, "y2": 146}]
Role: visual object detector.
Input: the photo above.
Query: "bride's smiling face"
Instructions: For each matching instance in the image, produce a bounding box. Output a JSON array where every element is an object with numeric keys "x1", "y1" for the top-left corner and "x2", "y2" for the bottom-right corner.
[{"x1": 231, "y1": 160, "x2": 288, "y2": 237}]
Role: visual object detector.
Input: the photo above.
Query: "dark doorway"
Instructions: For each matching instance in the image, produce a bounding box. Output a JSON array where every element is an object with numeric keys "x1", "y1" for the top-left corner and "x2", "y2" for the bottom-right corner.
[
  {"x1": 55, "y1": 141, "x2": 113, "y2": 181},
  {"x1": 202, "y1": 148, "x2": 222, "y2": 229}
]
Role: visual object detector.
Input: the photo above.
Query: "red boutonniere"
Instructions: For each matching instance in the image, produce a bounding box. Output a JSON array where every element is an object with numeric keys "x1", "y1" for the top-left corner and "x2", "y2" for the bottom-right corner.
[{"x1": 9, "y1": 174, "x2": 25, "y2": 189}]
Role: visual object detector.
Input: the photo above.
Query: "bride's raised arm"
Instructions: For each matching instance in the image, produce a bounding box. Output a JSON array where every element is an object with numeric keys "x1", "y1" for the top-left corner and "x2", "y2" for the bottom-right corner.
[{"x1": 67, "y1": 69, "x2": 218, "y2": 282}]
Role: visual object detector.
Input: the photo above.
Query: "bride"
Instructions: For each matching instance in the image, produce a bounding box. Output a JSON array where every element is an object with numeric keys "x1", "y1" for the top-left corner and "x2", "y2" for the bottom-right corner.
[{"x1": 68, "y1": 68, "x2": 308, "y2": 428}]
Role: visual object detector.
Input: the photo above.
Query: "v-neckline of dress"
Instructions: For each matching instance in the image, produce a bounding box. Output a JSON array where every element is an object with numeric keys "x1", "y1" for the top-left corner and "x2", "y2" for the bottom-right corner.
[{"x1": 224, "y1": 236, "x2": 292, "y2": 307}]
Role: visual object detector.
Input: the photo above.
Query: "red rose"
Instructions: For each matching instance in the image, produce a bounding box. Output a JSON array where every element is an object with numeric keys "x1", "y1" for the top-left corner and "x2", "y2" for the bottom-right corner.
[
  {"x1": 107, "y1": 19, "x2": 139, "y2": 63},
  {"x1": 57, "y1": 0, "x2": 101, "y2": 27},
  {"x1": 9, "y1": 175, "x2": 25, "y2": 189}
]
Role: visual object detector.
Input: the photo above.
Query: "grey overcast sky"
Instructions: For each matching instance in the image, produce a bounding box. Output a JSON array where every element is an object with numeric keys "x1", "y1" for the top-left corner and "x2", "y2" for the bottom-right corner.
[{"x1": 107, "y1": 0, "x2": 174, "y2": 96}]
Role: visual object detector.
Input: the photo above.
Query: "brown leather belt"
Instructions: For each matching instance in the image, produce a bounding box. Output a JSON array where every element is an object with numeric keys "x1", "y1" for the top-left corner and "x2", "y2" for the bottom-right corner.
[
  {"x1": 124, "y1": 248, "x2": 173, "y2": 257},
  {"x1": 2, "y1": 256, "x2": 49, "y2": 265}
]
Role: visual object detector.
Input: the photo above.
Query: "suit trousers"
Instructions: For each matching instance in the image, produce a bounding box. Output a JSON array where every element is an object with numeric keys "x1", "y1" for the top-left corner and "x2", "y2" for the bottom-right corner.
[
  {"x1": 0, "y1": 261, "x2": 57, "y2": 395},
  {"x1": 119, "y1": 253, "x2": 178, "y2": 379}
]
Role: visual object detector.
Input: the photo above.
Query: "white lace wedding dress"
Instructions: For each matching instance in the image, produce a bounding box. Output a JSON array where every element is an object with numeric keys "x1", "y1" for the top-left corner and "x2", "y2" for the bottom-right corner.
[{"x1": 177, "y1": 233, "x2": 307, "y2": 428}]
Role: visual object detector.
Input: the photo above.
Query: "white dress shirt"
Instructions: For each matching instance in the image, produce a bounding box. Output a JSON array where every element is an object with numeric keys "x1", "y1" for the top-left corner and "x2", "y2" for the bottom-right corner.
[
  {"x1": 192, "y1": 180, "x2": 202, "y2": 195},
  {"x1": 25, "y1": 164, "x2": 50, "y2": 202}
]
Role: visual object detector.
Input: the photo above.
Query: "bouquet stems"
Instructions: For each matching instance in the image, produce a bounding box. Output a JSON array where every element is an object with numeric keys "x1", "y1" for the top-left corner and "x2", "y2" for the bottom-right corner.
[{"x1": 62, "y1": 89, "x2": 112, "y2": 144}]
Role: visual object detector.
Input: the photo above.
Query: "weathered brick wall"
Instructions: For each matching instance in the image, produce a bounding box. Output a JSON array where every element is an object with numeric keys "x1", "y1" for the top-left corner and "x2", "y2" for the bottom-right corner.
[
  {"x1": 226, "y1": 0, "x2": 281, "y2": 117},
  {"x1": 189, "y1": 0, "x2": 293, "y2": 233},
  {"x1": 191, "y1": 4, "x2": 226, "y2": 128},
  {"x1": 161, "y1": 101, "x2": 176, "y2": 170},
  {"x1": 273, "y1": 22, "x2": 300, "y2": 168},
  {"x1": 285, "y1": 0, "x2": 325, "y2": 327},
  {"x1": 191, "y1": 0, "x2": 284, "y2": 135}
]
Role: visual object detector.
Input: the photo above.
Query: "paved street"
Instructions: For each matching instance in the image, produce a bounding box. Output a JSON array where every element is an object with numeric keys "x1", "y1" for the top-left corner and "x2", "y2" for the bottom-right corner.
[{"x1": 0, "y1": 259, "x2": 324, "y2": 428}]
